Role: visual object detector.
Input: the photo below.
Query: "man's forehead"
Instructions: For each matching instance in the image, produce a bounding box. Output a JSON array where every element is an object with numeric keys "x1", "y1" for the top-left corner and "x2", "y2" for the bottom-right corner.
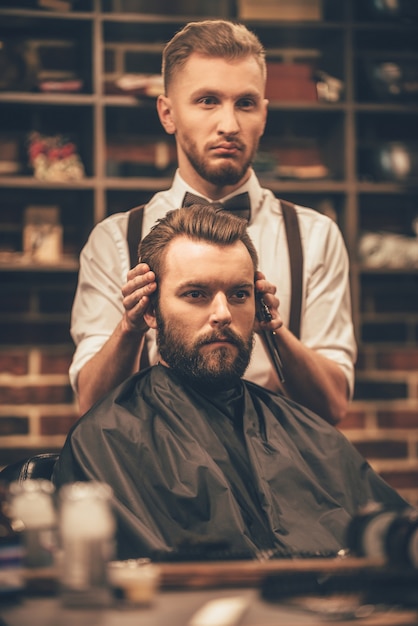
[
  {"x1": 166, "y1": 235, "x2": 250, "y2": 257},
  {"x1": 161, "y1": 237, "x2": 255, "y2": 284},
  {"x1": 172, "y1": 52, "x2": 264, "y2": 88}
]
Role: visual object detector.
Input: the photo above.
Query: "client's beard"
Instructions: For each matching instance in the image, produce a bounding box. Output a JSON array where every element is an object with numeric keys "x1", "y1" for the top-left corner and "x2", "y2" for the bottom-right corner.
[{"x1": 155, "y1": 311, "x2": 254, "y2": 390}]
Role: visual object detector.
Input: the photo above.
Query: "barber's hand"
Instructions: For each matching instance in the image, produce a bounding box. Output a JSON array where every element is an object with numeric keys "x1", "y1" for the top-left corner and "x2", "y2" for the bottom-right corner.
[
  {"x1": 121, "y1": 263, "x2": 157, "y2": 334},
  {"x1": 254, "y1": 271, "x2": 283, "y2": 334}
]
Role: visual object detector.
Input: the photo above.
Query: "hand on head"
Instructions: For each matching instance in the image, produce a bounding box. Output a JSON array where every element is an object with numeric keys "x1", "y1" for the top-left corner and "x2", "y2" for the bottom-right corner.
[
  {"x1": 121, "y1": 263, "x2": 157, "y2": 334},
  {"x1": 254, "y1": 271, "x2": 283, "y2": 334}
]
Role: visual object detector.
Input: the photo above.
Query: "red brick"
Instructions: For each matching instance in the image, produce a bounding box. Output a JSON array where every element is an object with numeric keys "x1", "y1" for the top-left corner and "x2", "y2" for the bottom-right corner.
[
  {"x1": 353, "y1": 440, "x2": 408, "y2": 460},
  {"x1": 0, "y1": 417, "x2": 29, "y2": 436},
  {"x1": 379, "y1": 470, "x2": 418, "y2": 490},
  {"x1": 40, "y1": 351, "x2": 73, "y2": 375},
  {"x1": 0, "y1": 385, "x2": 73, "y2": 405},
  {"x1": 376, "y1": 349, "x2": 418, "y2": 370},
  {"x1": 339, "y1": 409, "x2": 367, "y2": 430},
  {"x1": 0, "y1": 352, "x2": 29, "y2": 375},
  {"x1": 377, "y1": 411, "x2": 418, "y2": 429},
  {"x1": 40, "y1": 414, "x2": 78, "y2": 436}
]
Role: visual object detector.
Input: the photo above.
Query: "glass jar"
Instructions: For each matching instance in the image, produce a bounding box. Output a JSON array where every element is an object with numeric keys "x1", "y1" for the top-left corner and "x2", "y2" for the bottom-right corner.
[
  {"x1": 8, "y1": 479, "x2": 57, "y2": 569},
  {"x1": 58, "y1": 481, "x2": 116, "y2": 607}
]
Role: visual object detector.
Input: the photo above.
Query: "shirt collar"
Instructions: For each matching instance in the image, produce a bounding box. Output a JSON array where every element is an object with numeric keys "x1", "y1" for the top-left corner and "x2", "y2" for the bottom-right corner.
[{"x1": 171, "y1": 169, "x2": 264, "y2": 223}]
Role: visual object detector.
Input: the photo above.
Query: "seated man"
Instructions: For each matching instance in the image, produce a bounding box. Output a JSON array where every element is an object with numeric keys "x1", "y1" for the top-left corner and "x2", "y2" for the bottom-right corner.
[{"x1": 53, "y1": 205, "x2": 407, "y2": 560}]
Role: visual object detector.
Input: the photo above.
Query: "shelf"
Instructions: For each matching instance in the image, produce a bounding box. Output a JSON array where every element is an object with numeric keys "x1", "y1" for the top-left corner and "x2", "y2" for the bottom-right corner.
[
  {"x1": 0, "y1": 258, "x2": 79, "y2": 273},
  {"x1": 103, "y1": 176, "x2": 172, "y2": 190},
  {"x1": 359, "y1": 267, "x2": 418, "y2": 275},
  {"x1": 355, "y1": 103, "x2": 418, "y2": 113},
  {"x1": 100, "y1": 12, "x2": 212, "y2": 24},
  {"x1": 0, "y1": 93, "x2": 96, "y2": 105},
  {"x1": 103, "y1": 95, "x2": 155, "y2": 107},
  {"x1": 0, "y1": 0, "x2": 417, "y2": 337},
  {"x1": 267, "y1": 102, "x2": 347, "y2": 111},
  {"x1": 0, "y1": 177, "x2": 97, "y2": 189},
  {"x1": 0, "y1": 8, "x2": 94, "y2": 19},
  {"x1": 356, "y1": 181, "x2": 418, "y2": 193},
  {"x1": 258, "y1": 179, "x2": 349, "y2": 193},
  {"x1": 0, "y1": 175, "x2": 350, "y2": 194}
]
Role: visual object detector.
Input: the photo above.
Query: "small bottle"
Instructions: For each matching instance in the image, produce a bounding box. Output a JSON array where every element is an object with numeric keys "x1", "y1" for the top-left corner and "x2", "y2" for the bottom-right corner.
[
  {"x1": 385, "y1": 507, "x2": 418, "y2": 569},
  {"x1": 8, "y1": 479, "x2": 57, "y2": 569},
  {"x1": 58, "y1": 481, "x2": 116, "y2": 607},
  {"x1": 346, "y1": 502, "x2": 398, "y2": 559}
]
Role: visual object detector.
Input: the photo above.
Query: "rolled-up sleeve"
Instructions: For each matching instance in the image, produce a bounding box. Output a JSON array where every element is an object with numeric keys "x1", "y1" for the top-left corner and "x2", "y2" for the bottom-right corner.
[
  {"x1": 69, "y1": 214, "x2": 130, "y2": 394},
  {"x1": 301, "y1": 215, "x2": 357, "y2": 399}
]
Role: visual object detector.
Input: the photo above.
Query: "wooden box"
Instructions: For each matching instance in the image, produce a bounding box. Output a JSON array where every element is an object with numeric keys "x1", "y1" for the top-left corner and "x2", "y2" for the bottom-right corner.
[
  {"x1": 265, "y1": 63, "x2": 317, "y2": 101},
  {"x1": 237, "y1": 0, "x2": 322, "y2": 21}
]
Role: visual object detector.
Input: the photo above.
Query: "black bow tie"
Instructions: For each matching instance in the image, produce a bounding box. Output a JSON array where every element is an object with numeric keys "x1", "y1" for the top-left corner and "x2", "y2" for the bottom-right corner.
[{"x1": 182, "y1": 191, "x2": 251, "y2": 221}]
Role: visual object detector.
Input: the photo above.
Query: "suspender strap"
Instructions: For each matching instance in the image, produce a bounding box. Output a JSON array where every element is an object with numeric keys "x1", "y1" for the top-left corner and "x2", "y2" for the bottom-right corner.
[
  {"x1": 127, "y1": 204, "x2": 149, "y2": 369},
  {"x1": 281, "y1": 200, "x2": 303, "y2": 339}
]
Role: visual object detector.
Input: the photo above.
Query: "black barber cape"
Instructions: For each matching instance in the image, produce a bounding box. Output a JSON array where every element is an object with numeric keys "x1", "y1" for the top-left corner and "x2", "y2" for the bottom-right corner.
[{"x1": 53, "y1": 365, "x2": 407, "y2": 560}]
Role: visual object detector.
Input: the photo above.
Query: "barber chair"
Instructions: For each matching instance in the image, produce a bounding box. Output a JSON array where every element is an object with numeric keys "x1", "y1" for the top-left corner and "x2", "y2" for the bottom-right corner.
[{"x1": 0, "y1": 453, "x2": 59, "y2": 484}]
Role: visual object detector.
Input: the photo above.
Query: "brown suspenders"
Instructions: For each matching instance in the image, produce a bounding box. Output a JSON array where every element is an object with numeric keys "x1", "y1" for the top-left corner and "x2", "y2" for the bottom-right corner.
[
  {"x1": 280, "y1": 199, "x2": 303, "y2": 339},
  {"x1": 127, "y1": 198, "x2": 304, "y2": 365}
]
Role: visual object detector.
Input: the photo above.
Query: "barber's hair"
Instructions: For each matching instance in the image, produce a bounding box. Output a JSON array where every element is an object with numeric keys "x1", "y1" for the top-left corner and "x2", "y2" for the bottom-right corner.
[
  {"x1": 138, "y1": 205, "x2": 259, "y2": 282},
  {"x1": 162, "y1": 20, "x2": 266, "y2": 94}
]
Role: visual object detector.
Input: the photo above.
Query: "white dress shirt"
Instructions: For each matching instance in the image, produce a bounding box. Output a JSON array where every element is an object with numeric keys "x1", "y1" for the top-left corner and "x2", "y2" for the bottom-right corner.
[{"x1": 69, "y1": 170, "x2": 357, "y2": 397}]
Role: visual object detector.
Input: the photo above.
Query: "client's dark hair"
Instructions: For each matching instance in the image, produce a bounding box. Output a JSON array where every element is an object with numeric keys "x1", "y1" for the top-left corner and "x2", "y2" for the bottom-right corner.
[{"x1": 138, "y1": 204, "x2": 258, "y2": 283}]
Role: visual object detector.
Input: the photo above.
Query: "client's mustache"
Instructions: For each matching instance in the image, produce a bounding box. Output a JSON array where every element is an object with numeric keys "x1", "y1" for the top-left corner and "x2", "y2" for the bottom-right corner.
[{"x1": 198, "y1": 327, "x2": 245, "y2": 348}]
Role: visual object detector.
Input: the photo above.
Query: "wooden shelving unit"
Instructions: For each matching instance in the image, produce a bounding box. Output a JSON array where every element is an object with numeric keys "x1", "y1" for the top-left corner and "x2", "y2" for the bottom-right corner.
[{"x1": 1, "y1": 0, "x2": 417, "y2": 342}]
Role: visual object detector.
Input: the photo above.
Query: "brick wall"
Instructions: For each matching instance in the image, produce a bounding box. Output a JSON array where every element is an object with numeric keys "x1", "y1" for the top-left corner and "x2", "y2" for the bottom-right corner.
[
  {"x1": 1, "y1": 266, "x2": 418, "y2": 508},
  {"x1": 0, "y1": 271, "x2": 78, "y2": 466},
  {"x1": 340, "y1": 270, "x2": 418, "y2": 507}
]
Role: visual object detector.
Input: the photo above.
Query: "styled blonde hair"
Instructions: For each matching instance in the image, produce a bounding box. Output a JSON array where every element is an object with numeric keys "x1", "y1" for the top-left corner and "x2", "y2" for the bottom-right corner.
[{"x1": 162, "y1": 20, "x2": 266, "y2": 94}]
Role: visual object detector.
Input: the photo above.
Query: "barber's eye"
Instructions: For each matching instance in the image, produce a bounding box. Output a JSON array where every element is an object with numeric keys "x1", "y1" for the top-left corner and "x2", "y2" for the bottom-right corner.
[
  {"x1": 238, "y1": 98, "x2": 256, "y2": 109},
  {"x1": 198, "y1": 96, "x2": 217, "y2": 106}
]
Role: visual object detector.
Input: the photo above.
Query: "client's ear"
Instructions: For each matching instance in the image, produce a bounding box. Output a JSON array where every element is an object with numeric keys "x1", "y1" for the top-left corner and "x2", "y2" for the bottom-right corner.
[{"x1": 143, "y1": 304, "x2": 157, "y2": 330}]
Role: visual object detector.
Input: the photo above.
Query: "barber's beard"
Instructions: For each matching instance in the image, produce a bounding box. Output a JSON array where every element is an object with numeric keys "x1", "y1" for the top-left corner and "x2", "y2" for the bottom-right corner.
[
  {"x1": 181, "y1": 135, "x2": 257, "y2": 187},
  {"x1": 155, "y1": 310, "x2": 254, "y2": 390}
]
